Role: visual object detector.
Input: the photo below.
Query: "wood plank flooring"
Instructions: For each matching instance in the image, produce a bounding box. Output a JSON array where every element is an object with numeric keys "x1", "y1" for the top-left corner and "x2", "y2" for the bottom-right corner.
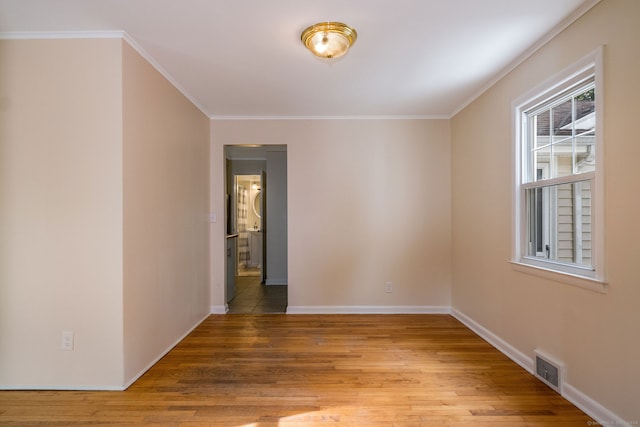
[{"x1": 0, "y1": 314, "x2": 593, "y2": 426}]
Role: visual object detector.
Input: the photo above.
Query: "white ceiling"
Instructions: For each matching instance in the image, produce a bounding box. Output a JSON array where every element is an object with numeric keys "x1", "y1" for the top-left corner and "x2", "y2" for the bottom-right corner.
[{"x1": 0, "y1": 0, "x2": 596, "y2": 119}]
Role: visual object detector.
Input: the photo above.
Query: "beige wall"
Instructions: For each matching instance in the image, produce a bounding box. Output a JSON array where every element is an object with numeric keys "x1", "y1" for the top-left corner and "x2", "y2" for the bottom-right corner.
[
  {"x1": 0, "y1": 39, "x2": 124, "y2": 387},
  {"x1": 0, "y1": 38, "x2": 210, "y2": 389},
  {"x1": 122, "y1": 42, "x2": 210, "y2": 384},
  {"x1": 211, "y1": 119, "x2": 451, "y2": 310},
  {"x1": 451, "y1": 0, "x2": 640, "y2": 421}
]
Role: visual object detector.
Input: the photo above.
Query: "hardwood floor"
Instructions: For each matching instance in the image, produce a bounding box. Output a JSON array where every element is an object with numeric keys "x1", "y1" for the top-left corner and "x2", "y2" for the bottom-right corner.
[{"x1": 0, "y1": 314, "x2": 593, "y2": 426}]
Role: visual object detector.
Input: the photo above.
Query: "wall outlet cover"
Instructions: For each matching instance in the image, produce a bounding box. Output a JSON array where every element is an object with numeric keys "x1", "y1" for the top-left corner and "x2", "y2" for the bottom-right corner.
[{"x1": 61, "y1": 330, "x2": 74, "y2": 351}]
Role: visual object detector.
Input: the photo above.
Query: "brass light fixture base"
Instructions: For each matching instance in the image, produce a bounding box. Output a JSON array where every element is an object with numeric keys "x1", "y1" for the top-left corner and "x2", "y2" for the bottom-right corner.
[{"x1": 301, "y1": 22, "x2": 357, "y2": 60}]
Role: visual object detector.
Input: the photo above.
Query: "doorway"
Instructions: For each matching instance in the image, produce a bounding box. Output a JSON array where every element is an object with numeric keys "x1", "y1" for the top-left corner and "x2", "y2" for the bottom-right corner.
[
  {"x1": 224, "y1": 145, "x2": 288, "y2": 313},
  {"x1": 234, "y1": 174, "x2": 264, "y2": 278}
]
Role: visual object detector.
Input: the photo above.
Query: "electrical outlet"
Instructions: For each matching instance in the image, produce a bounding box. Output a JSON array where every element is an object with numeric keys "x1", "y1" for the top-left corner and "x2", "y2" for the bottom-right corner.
[
  {"x1": 61, "y1": 331, "x2": 74, "y2": 351},
  {"x1": 385, "y1": 281, "x2": 393, "y2": 293}
]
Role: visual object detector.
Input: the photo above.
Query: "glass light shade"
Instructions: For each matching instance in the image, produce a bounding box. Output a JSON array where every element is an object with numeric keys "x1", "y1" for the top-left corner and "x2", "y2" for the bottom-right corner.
[{"x1": 301, "y1": 22, "x2": 357, "y2": 60}]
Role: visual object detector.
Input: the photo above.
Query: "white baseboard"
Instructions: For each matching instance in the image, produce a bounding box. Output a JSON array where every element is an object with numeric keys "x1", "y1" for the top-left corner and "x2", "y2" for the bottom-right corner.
[
  {"x1": 122, "y1": 311, "x2": 211, "y2": 390},
  {"x1": 451, "y1": 308, "x2": 533, "y2": 373},
  {"x1": 0, "y1": 384, "x2": 125, "y2": 391},
  {"x1": 210, "y1": 305, "x2": 228, "y2": 314},
  {"x1": 563, "y1": 383, "x2": 633, "y2": 427},
  {"x1": 286, "y1": 305, "x2": 450, "y2": 314},
  {"x1": 451, "y1": 307, "x2": 629, "y2": 427}
]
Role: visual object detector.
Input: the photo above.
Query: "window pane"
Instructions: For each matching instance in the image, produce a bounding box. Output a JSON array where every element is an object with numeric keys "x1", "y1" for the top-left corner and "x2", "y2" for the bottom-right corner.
[
  {"x1": 525, "y1": 84, "x2": 596, "y2": 183},
  {"x1": 574, "y1": 88, "x2": 596, "y2": 174},
  {"x1": 533, "y1": 145, "x2": 550, "y2": 180},
  {"x1": 576, "y1": 129, "x2": 595, "y2": 173},
  {"x1": 527, "y1": 111, "x2": 551, "y2": 183},
  {"x1": 525, "y1": 180, "x2": 592, "y2": 268},
  {"x1": 551, "y1": 139, "x2": 573, "y2": 178},
  {"x1": 551, "y1": 98, "x2": 574, "y2": 178},
  {"x1": 533, "y1": 111, "x2": 550, "y2": 149},
  {"x1": 552, "y1": 98, "x2": 574, "y2": 138},
  {"x1": 575, "y1": 88, "x2": 595, "y2": 123}
]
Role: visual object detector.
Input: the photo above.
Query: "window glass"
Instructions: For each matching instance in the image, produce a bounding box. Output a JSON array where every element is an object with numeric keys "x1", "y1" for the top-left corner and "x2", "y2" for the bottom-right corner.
[
  {"x1": 527, "y1": 83, "x2": 595, "y2": 183},
  {"x1": 521, "y1": 76, "x2": 596, "y2": 274},
  {"x1": 525, "y1": 180, "x2": 592, "y2": 268}
]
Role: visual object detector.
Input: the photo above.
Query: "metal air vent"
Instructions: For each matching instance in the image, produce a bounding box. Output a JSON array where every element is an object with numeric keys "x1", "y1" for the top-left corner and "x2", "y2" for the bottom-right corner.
[{"x1": 534, "y1": 350, "x2": 564, "y2": 394}]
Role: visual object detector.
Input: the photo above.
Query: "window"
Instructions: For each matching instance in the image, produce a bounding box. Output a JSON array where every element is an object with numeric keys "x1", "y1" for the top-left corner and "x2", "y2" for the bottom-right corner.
[{"x1": 512, "y1": 49, "x2": 605, "y2": 291}]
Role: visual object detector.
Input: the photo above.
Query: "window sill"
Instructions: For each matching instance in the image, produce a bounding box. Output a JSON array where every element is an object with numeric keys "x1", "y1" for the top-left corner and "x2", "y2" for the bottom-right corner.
[{"x1": 510, "y1": 261, "x2": 608, "y2": 294}]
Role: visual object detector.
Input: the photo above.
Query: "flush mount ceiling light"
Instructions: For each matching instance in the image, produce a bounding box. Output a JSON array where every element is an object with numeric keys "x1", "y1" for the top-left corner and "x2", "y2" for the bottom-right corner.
[{"x1": 301, "y1": 22, "x2": 357, "y2": 60}]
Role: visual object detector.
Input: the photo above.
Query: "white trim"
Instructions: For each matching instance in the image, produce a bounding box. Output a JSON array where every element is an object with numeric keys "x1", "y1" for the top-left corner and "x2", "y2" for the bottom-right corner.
[
  {"x1": 122, "y1": 311, "x2": 211, "y2": 390},
  {"x1": 286, "y1": 306, "x2": 450, "y2": 314},
  {"x1": 513, "y1": 56, "x2": 599, "y2": 116},
  {"x1": 521, "y1": 171, "x2": 595, "y2": 190},
  {"x1": 0, "y1": 384, "x2": 125, "y2": 391},
  {"x1": 451, "y1": 308, "x2": 533, "y2": 373},
  {"x1": 449, "y1": 0, "x2": 601, "y2": 118},
  {"x1": 563, "y1": 383, "x2": 634, "y2": 427},
  {"x1": 510, "y1": 261, "x2": 607, "y2": 293},
  {"x1": 210, "y1": 305, "x2": 228, "y2": 314},
  {"x1": 452, "y1": 308, "x2": 629, "y2": 427},
  {"x1": 0, "y1": 30, "x2": 125, "y2": 39},
  {"x1": 211, "y1": 115, "x2": 448, "y2": 121},
  {"x1": 592, "y1": 46, "x2": 606, "y2": 283}
]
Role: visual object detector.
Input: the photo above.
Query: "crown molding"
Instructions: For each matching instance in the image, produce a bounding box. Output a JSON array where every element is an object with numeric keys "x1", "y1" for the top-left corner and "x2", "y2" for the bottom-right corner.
[
  {"x1": 211, "y1": 114, "x2": 449, "y2": 121},
  {"x1": 448, "y1": 0, "x2": 602, "y2": 119},
  {"x1": 0, "y1": 30, "x2": 125, "y2": 39}
]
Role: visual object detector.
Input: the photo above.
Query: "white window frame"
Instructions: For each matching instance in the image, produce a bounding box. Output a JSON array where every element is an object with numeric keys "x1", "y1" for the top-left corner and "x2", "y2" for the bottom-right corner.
[
  {"x1": 511, "y1": 47, "x2": 606, "y2": 293},
  {"x1": 532, "y1": 164, "x2": 550, "y2": 258}
]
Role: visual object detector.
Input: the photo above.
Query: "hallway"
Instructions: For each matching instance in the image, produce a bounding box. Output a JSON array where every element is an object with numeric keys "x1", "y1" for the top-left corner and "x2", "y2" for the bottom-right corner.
[{"x1": 227, "y1": 275, "x2": 287, "y2": 313}]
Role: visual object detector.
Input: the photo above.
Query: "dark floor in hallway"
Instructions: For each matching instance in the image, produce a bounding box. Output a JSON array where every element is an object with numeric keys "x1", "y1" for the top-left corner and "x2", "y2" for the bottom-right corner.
[{"x1": 227, "y1": 275, "x2": 287, "y2": 313}]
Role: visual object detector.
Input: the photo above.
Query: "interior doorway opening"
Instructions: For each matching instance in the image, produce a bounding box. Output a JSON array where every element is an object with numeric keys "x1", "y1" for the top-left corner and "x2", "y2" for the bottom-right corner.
[
  {"x1": 224, "y1": 145, "x2": 287, "y2": 313},
  {"x1": 234, "y1": 174, "x2": 263, "y2": 278}
]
